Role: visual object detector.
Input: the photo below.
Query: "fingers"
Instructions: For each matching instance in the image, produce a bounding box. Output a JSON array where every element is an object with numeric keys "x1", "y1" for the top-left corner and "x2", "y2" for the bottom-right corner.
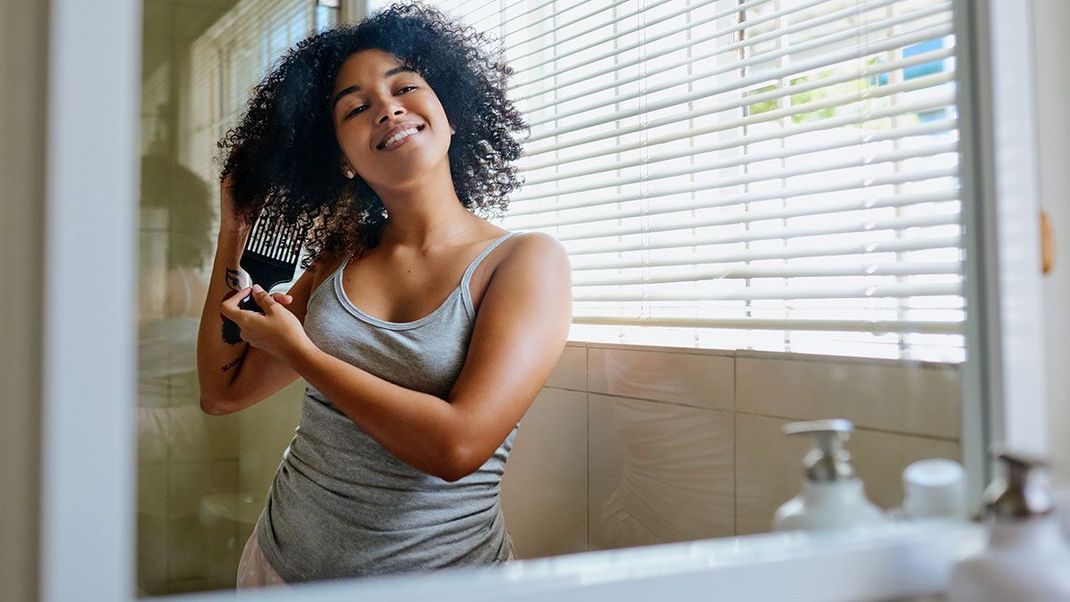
[
  {"x1": 219, "y1": 286, "x2": 251, "y2": 321},
  {"x1": 250, "y1": 284, "x2": 277, "y2": 310},
  {"x1": 251, "y1": 286, "x2": 292, "y2": 306},
  {"x1": 219, "y1": 285, "x2": 288, "y2": 320}
]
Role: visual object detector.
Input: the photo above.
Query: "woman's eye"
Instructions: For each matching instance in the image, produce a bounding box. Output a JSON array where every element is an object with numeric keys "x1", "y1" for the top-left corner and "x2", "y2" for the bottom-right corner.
[{"x1": 344, "y1": 88, "x2": 415, "y2": 118}]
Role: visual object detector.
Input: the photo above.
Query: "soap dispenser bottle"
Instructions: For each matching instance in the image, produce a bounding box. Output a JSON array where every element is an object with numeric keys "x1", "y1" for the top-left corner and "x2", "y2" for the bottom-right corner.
[
  {"x1": 772, "y1": 419, "x2": 884, "y2": 531},
  {"x1": 948, "y1": 450, "x2": 1070, "y2": 602}
]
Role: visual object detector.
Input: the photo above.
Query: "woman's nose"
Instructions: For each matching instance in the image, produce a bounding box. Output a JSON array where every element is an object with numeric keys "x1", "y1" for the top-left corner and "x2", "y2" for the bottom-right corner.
[{"x1": 377, "y1": 106, "x2": 405, "y2": 124}]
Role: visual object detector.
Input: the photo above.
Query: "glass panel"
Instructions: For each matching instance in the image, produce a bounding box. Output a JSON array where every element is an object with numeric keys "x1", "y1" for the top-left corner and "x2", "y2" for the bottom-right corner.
[
  {"x1": 136, "y1": 0, "x2": 973, "y2": 596},
  {"x1": 136, "y1": 0, "x2": 336, "y2": 595}
]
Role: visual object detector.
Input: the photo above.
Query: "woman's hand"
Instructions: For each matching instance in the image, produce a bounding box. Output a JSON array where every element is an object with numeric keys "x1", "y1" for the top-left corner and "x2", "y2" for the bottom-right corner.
[{"x1": 219, "y1": 285, "x2": 312, "y2": 362}]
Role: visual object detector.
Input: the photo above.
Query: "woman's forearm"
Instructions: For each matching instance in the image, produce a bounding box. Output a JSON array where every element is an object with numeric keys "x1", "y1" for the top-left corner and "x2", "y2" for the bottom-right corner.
[
  {"x1": 196, "y1": 227, "x2": 252, "y2": 408},
  {"x1": 285, "y1": 342, "x2": 471, "y2": 481}
]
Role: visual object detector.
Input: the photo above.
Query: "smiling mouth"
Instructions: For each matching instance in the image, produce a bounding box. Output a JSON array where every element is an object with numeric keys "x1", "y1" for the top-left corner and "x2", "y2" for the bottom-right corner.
[{"x1": 377, "y1": 125, "x2": 425, "y2": 151}]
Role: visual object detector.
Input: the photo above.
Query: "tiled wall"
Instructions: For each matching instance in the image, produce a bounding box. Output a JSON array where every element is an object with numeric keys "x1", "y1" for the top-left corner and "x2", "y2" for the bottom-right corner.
[
  {"x1": 501, "y1": 343, "x2": 962, "y2": 559},
  {"x1": 136, "y1": 0, "x2": 312, "y2": 594},
  {"x1": 137, "y1": 214, "x2": 247, "y2": 594},
  {"x1": 138, "y1": 340, "x2": 960, "y2": 594},
  {"x1": 136, "y1": 369, "x2": 300, "y2": 595}
]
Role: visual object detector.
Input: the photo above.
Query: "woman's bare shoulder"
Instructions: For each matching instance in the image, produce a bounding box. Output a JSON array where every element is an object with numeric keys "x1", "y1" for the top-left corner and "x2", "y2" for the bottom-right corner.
[
  {"x1": 306, "y1": 248, "x2": 348, "y2": 289},
  {"x1": 501, "y1": 231, "x2": 567, "y2": 263},
  {"x1": 489, "y1": 231, "x2": 570, "y2": 283}
]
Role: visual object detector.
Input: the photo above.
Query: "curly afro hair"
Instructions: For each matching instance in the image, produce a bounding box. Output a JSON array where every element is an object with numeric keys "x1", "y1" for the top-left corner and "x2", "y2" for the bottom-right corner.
[{"x1": 217, "y1": 2, "x2": 528, "y2": 269}]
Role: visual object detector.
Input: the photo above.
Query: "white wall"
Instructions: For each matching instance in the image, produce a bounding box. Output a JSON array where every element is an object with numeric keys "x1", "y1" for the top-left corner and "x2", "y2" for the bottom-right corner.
[{"x1": 1033, "y1": 0, "x2": 1070, "y2": 487}]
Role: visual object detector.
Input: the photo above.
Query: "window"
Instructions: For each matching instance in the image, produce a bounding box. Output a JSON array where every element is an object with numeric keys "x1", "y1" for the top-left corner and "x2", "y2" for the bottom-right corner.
[
  {"x1": 181, "y1": 0, "x2": 339, "y2": 193},
  {"x1": 418, "y1": 0, "x2": 963, "y2": 362}
]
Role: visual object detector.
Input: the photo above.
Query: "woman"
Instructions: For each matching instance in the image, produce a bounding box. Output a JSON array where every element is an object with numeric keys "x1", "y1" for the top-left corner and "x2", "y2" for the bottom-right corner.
[{"x1": 195, "y1": 3, "x2": 571, "y2": 588}]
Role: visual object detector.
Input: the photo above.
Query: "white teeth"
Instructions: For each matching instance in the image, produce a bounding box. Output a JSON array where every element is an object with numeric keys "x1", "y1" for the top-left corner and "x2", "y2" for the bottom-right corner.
[{"x1": 384, "y1": 128, "x2": 418, "y2": 148}]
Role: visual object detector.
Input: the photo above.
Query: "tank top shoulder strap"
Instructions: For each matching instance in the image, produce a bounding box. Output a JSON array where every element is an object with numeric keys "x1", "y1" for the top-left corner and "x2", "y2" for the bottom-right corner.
[
  {"x1": 460, "y1": 231, "x2": 517, "y2": 318},
  {"x1": 308, "y1": 252, "x2": 353, "y2": 306}
]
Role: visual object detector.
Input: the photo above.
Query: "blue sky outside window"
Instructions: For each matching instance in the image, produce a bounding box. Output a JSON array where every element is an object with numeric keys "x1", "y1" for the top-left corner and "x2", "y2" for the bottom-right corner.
[{"x1": 869, "y1": 38, "x2": 948, "y2": 122}]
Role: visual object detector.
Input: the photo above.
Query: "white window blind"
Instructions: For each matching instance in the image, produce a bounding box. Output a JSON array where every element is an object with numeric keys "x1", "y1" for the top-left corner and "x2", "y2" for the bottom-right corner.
[{"x1": 394, "y1": 0, "x2": 964, "y2": 362}]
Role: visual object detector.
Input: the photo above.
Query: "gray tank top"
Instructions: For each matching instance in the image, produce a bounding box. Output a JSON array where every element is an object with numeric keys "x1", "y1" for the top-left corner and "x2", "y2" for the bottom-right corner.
[{"x1": 255, "y1": 231, "x2": 519, "y2": 583}]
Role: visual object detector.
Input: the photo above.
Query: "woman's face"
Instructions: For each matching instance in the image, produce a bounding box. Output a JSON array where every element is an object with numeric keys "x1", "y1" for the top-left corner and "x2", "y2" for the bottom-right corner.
[{"x1": 330, "y1": 49, "x2": 453, "y2": 190}]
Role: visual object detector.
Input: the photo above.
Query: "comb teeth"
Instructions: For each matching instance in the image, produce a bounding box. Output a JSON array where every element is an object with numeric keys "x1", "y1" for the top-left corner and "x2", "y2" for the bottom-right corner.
[{"x1": 246, "y1": 214, "x2": 302, "y2": 262}]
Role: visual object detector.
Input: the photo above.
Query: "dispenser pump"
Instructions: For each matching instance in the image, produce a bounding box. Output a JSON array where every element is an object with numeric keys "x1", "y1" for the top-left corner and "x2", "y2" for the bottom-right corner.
[
  {"x1": 783, "y1": 419, "x2": 857, "y2": 482},
  {"x1": 984, "y1": 449, "x2": 1052, "y2": 519},
  {"x1": 948, "y1": 448, "x2": 1070, "y2": 602},
  {"x1": 772, "y1": 419, "x2": 884, "y2": 531}
]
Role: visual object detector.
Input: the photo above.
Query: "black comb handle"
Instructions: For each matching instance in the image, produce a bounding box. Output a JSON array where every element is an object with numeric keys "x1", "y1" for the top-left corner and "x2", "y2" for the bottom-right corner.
[
  {"x1": 221, "y1": 222, "x2": 303, "y2": 345},
  {"x1": 221, "y1": 271, "x2": 295, "y2": 344},
  {"x1": 221, "y1": 294, "x2": 264, "y2": 345}
]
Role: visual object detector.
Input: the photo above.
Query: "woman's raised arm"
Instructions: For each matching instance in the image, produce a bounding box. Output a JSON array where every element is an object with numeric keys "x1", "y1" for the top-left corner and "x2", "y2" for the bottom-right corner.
[{"x1": 195, "y1": 177, "x2": 321, "y2": 415}]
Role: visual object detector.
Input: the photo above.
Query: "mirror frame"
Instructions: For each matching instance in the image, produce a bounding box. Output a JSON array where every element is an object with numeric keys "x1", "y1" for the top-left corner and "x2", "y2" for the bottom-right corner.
[{"x1": 21, "y1": 0, "x2": 1052, "y2": 600}]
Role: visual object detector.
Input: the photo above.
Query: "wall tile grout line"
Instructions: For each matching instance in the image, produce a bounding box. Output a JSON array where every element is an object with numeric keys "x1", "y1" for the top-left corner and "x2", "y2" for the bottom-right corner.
[
  {"x1": 584, "y1": 346, "x2": 591, "y2": 553},
  {"x1": 733, "y1": 356, "x2": 739, "y2": 536},
  {"x1": 732, "y1": 409, "x2": 961, "y2": 443}
]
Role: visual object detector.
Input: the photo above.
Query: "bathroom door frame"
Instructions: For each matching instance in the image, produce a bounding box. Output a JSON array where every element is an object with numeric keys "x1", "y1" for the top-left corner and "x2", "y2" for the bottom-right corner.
[{"x1": 29, "y1": 0, "x2": 1051, "y2": 601}]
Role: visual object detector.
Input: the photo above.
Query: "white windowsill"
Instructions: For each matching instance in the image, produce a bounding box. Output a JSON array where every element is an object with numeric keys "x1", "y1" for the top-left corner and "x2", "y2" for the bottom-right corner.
[
  {"x1": 565, "y1": 338, "x2": 962, "y2": 369},
  {"x1": 172, "y1": 520, "x2": 983, "y2": 602}
]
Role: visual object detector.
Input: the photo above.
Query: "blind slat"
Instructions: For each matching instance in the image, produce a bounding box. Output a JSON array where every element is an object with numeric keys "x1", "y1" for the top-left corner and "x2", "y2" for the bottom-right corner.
[
  {"x1": 506, "y1": 0, "x2": 674, "y2": 58},
  {"x1": 517, "y1": 93, "x2": 953, "y2": 178},
  {"x1": 566, "y1": 211, "x2": 960, "y2": 258},
  {"x1": 575, "y1": 282, "x2": 961, "y2": 302},
  {"x1": 570, "y1": 316, "x2": 963, "y2": 335},
  {"x1": 518, "y1": 138, "x2": 956, "y2": 203},
  {"x1": 524, "y1": 24, "x2": 954, "y2": 143},
  {"x1": 469, "y1": 0, "x2": 579, "y2": 32},
  {"x1": 574, "y1": 261, "x2": 962, "y2": 286},
  {"x1": 464, "y1": 0, "x2": 543, "y2": 28},
  {"x1": 507, "y1": 167, "x2": 959, "y2": 231},
  {"x1": 521, "y1": 115, "x2": 956, "y2": 189},
  {"x1": 570, "y1": 234, "x2": 962, "y2": 271},
  {"x1": 521, "y1": 6, "x2": 947, "y2": 120},
  {"x1": 513, "y1": 0, "x2": 794, "y2": 78},
  {"x1": 524, "y1": 37, "x2": 952, "y2": 135},
  {"x1": 553, "y1": 188, "x2": 960, "y2": 242},
  {"x1": 520, "y1": 70, "x2": 953, "y2": 160},
  {"x1": 513, "y1": 0, "x2": 938, "y2": 104}
]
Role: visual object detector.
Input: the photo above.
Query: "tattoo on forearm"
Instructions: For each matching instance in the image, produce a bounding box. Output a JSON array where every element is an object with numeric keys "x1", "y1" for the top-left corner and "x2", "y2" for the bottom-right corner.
[
  {"x1": 221, "y1": 356, "x2": 244, "y2": 373},
  {"x1": 225, "y1": 268, "x2": 243, "y2": 291}
]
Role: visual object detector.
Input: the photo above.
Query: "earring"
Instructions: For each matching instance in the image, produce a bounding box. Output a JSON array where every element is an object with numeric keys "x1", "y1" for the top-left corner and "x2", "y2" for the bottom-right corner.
[
  {"x1": 450, "y1": 127, "x2": 456, "y2": 135},
  {"x1": 345, "y1": 168, "x2": 355, "y2": 179}
]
